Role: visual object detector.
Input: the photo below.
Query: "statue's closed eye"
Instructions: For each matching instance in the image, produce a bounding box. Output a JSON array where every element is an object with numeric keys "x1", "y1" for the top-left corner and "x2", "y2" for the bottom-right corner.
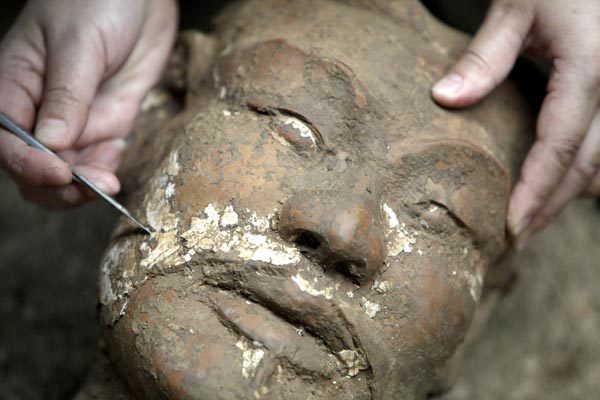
[
  {"x1": 273, "y1": 115, "x2": 322, "y2": 153},
  {"x1": 416, "y1": 201, "x2": 472, "y2": 238}
]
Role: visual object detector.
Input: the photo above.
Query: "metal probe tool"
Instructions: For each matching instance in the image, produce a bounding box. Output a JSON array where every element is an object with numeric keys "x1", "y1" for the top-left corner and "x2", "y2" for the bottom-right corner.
[{"x1": 0, "y1": 111, "x2": 152, "y2": 234}]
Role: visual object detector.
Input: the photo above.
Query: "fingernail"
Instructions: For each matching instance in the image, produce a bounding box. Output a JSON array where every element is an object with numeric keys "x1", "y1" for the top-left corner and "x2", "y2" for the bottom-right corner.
[
  {"x1": 432, "y1": 73, "x2": 464, "y2": 100},
  {"x1": 111, "y1": 138, "x2": 127, "y2": 151},
  {"x1": 35, "y1": 118, "x2": 68, "y2": 147},
  {"x1": 507, "y1": 214, "x2": 532, "y2": 237},
  {"x1": 97, "y1": 139, "x2": 126, "y2": 167},
  {"x1": 94, "y1": 177, "x2": 118, "y2": 194}
]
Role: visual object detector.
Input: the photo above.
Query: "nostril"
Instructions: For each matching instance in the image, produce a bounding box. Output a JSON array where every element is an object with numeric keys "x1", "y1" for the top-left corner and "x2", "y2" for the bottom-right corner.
[{"x1": 293, "y1": 230, "x2": 322, "y2": 250}]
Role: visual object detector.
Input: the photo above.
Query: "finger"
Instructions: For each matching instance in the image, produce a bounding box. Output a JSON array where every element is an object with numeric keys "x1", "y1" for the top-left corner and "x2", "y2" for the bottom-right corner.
[
  {"x1": 0, "y1": 21, "x2": 72, "y2": 186},
  {"x1": 524, "y1": 108, "x2": 600, "y2": 235},
  {"x1": 432, "y1": 0, "x2": 533, "y2": 107},
  {"x1": 16, "y1": 165, "x2": 120, "y2": 209},
  {"x1": 18, "y1": 182, "x2": 94, "y2": 209},
  {"x1": 33, "y1": 28, "x2": 104, "y2": 151},
  {"x1": 0, "y1": 132, "x2": 71, "y2": 185},
  {"x1": 76, "y1": 12, "x2": 177, "y2": 148},
  {"x1": 75, "y1": 90, "x2": 140, "y2": 147},
  {"x1": 73, "y1": 138, "x2": 126, "y2": 172},
  {"x1": 508, "y1": 59, "x2": 600, "y2": 239}
]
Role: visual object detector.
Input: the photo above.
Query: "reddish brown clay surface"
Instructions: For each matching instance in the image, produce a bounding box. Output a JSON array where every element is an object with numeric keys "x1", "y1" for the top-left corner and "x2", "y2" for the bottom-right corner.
[{"x1": 97, "y1": 1, "x2": 533, "y2": 399}]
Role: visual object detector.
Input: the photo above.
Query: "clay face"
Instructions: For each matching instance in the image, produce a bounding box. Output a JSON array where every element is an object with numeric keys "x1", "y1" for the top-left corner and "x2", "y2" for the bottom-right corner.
[{"x1": 99, "y1": 1, "x2": 531, "y2": 399}]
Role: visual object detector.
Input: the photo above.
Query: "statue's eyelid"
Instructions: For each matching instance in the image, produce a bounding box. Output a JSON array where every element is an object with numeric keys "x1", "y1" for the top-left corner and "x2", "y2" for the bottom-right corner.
[{"x1": 270, "y1": 112, "x2": 326, "y2": 154}]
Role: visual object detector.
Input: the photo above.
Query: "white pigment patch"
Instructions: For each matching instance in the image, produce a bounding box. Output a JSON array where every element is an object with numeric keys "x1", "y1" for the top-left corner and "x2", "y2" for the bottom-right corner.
[
  {"x1": 382, "y1": 203, "x2": 399, "y2": 228},
  {"x1": 292, "y1": 274, "x2": 333, "y2": 300},
  {"x1": 165, "y1": 182, "x2": 176, "y2": 199},
  {"x1": 140, "y1": 230, "x2": 184, "y2": 270},
  {"x1": 220, "y1": 205, "x2": 239, "y2": 227},
  {"x1": 235, "y1": 340, "x2": 265, "y2": 379},
  {"x1": 145, "y1": 149, "x2": 181, "y2": 231},
  {"x1": 99, "y1": 243, "x2": 127, "y2": 305},
  {"x1": 141, "y1": 89, "x2": 171, "y2": 112},
  {"x1": 383, "y1": 203, "x2": 417, "y2": 256},
  {"x1": 360, "y1": 297, "x2": 381, "y2": 318},
  {"x1": 181, "y1": 204, "x2": 300, "y2": 266},
  {"x1": 337, "y1": 349, "x2": 368, "y2": 377},
  {"x1": 282, "y1": 117, "x2": 317, "y2": 145},
  {"x1": 371, "y1": 280, "x2": 388, "y2": 294},
  {"x1": 466, "y1": 269, "x2": 484, "y2": 302}
]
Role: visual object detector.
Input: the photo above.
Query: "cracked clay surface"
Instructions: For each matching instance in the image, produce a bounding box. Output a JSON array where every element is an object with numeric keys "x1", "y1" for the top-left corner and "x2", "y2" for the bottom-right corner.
[{"x1": 96, "y1": 1, "x2": 534, "y2": 399}]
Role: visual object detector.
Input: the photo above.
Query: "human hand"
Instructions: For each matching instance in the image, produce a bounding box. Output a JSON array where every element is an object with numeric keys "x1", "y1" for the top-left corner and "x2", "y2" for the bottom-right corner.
[
  {"x1": 0, "y1": 0, "x2": 177, "y2": 208},
  {"x1": 431, "y1": 0, "x2": 600, "y2": 248}
]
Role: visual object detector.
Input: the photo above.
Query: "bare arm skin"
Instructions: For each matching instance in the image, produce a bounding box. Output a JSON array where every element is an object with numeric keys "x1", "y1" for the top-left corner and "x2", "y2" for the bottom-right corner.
[
  {"x1": 431, "y1": 0, "x2": 600, "y2": 248},
  {"x1": 0, "y1": 0, "x2": 177, "y2": 207}
]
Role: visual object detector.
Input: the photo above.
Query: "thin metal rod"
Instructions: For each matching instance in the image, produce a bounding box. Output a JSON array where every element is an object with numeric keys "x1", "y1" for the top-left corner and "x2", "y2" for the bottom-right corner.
[{"x1": 0, "y1": 111, "x2": 152, "y2": 234}]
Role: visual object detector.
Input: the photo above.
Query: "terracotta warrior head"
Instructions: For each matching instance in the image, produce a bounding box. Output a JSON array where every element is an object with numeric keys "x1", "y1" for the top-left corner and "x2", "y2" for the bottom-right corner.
[{"x1": 98, "y1": 0, "x2": 532, "y2": 398}]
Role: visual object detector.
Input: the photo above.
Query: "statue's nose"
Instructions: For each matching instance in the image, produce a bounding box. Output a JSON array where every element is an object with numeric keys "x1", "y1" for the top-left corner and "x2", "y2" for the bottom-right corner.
[{"x1": 279, "y1": 189, "x2": 385, "y2": 281}]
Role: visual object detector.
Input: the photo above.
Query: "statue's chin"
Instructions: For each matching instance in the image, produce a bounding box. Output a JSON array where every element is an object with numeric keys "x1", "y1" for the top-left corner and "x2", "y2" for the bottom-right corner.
[{"x1": 106, "y1": 272, "x2": 372, "y2": 399}]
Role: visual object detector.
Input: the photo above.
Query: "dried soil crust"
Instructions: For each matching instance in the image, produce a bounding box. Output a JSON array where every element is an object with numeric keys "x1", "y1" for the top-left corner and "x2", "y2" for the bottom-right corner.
[
  {"x1": 100, "y1": 0, "x2": 530, "y2": 399},
  {"x1": 97, "y1": 0, "x2": 534, "y2": 399}
]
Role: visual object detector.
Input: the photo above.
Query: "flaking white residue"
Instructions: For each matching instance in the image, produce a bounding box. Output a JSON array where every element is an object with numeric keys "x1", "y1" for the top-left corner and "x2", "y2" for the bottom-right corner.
[
  {"x1": 382, "y1": 203, "x2": 399, "y2": 228},
  {"x1": 337, "y1": 349, "x2": 368, "y2": 377},
  {"x1": 99, "y1": 243, "x2": 126, "y2": 305},
  {"x1": 282, "y1": 117, "x2": 317, "y2": 145},
  {"x1": 235, "y1": 340, "x2": 265, "y2": 379},
  {"x1": 145, "y1": 149, "x2": 181, "y2": 231},
  {"x1": 165, "y1": 182, "x2": 176, "y2": 199},
  {"x1": 181, "y1": 204, "x2": 300, "y2": 266},
  {"x1": 248, "y1": 211, "x2": 270, "y2": 230},
  {"x1": 140, "y1": 230, "x2": 184, "y2": 270},
  {"x1": 360, "y1": 297, "x2": 381, "y2": 318},
  {"x1": 382, "y1": 203, "x2": 417, "y2": 256},
  {"x1": 220, "y1": 206, "x2": 239, "y2": 227},
  {"x1": 371, "y1": 280, "x2": 388, "y2": 294},
  {"x1": 292, "y1": 274, "x2": 333, "y2": 300},
  {"x1": 166, "y1": 151, "x2": 180, "y2": 176},
  {"x1": 466, "y1": 269, "x2": 484, "y2": 302},
  {"x1": 141, "y1": 89, "x2": 171, "y2": 112}
]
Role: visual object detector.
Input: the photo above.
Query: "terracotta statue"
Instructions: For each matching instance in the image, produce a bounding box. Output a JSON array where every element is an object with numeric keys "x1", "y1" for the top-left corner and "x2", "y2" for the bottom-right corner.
[{"x1": 97, "y1": 0, "x2": 533, "y2": 398}]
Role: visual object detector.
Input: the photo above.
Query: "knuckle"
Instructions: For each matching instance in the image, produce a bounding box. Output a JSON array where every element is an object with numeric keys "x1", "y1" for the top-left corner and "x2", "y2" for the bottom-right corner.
[
  {"x1": 572, "y1": 159, "x2": 600, "y2": 182},
  {"x1": 542, "y1": 139, "x2": 580, "y2": 171},
  {"x1": 2, "y1": 150, "x2": 25, "y2": 177},
  {"x1": 44, "y1": 85, "x2": 85, "y2": 110},
  {"x1": 462, "y1": 49, "x2": 493, "y2": 77},
  {"x1": 491, "y1": 0, "x2": 530, "y2": 19},
  {"x1": 527, "y1": 184, "x2": 551, "y2": 207}
]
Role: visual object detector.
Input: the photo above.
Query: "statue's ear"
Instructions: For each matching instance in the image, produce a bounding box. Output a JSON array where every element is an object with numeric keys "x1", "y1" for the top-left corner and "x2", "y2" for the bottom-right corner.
[
  {"x1": 390, "y1": 139, "x2": 510, "y2": 259},
  {"x1": 162, "y1": 31, "x2": 217, "y2": 96}
]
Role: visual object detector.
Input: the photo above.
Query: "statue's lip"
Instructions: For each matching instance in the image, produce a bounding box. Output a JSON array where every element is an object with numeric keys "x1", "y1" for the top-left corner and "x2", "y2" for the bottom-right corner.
[{"x1": 199, "y1": 256, "x2": 368, "y2": 358}]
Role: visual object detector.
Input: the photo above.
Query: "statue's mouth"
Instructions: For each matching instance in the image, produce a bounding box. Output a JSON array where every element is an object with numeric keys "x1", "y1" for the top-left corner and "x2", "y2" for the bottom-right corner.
[{"x1": 195, "y1": 256, "x2": 373, "y2": 380}]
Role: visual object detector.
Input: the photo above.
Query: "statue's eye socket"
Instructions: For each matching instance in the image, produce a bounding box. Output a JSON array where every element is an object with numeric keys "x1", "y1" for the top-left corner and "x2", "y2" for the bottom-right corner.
[
  {"x1": 273, "y1": 116, "x2": 322, "y2": 152},
  {"x1": 418, "y1": 201, "x2": 470, "y2": 236}
]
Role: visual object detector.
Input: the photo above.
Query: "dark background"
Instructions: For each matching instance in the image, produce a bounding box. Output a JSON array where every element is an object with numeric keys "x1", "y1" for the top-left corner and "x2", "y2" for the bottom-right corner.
[{"x1": 1, "y1": 2, "x2": 598, "y2": 400}]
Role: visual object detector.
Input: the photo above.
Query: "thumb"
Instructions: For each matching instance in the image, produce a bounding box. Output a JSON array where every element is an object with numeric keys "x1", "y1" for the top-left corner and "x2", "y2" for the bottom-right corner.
[
  {"x1": 432, "y1": 1, "x2": 534, "y2": 108},
  {"x1": 34, "y1": 32, "x2": 104, "y2": 151}
]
